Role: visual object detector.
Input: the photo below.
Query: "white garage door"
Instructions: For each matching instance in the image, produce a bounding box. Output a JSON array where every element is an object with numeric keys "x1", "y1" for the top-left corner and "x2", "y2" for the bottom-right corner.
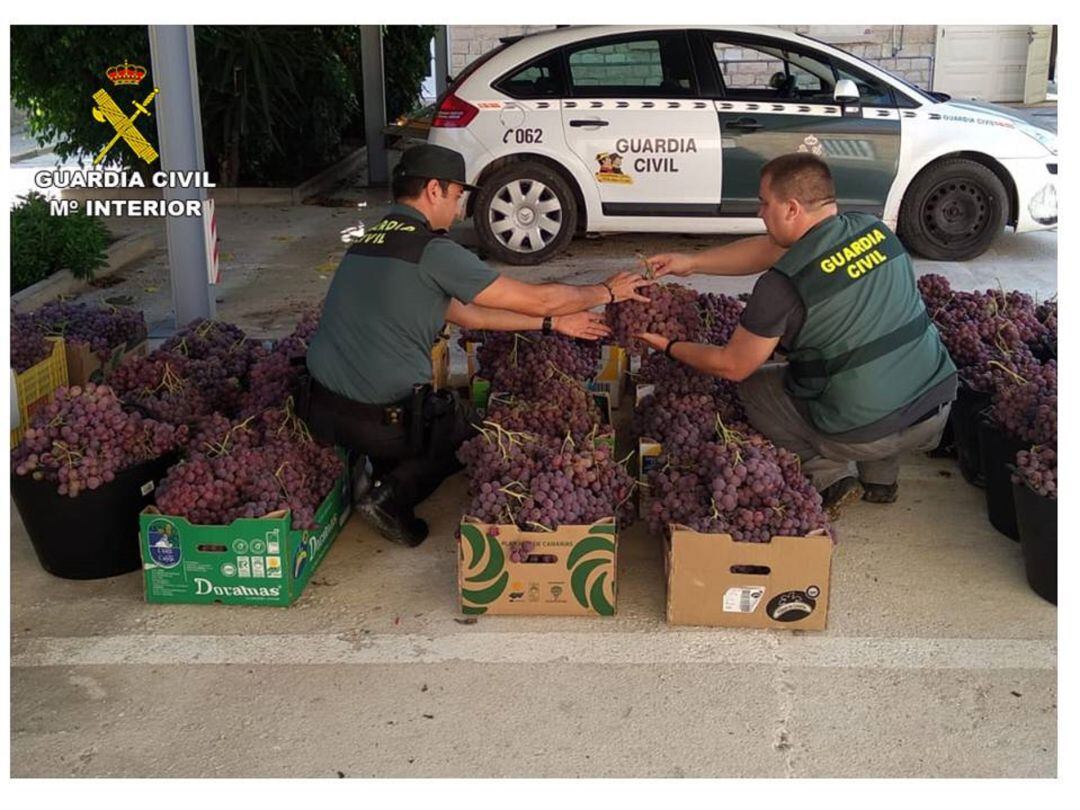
[{"x1": 933, "y1": 26, "x2": 1030, "y2": 102}]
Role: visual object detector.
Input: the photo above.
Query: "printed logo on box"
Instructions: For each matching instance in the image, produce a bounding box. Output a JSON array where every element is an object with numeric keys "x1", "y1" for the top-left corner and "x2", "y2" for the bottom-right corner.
[
  {"x1": 146, "y1": 519, "x2": 182, "y2": 568},
  {"x1": 266, "y1": 556, "x2": 282, "y2": 578},
  {"x1": 251, "y1": 540, "x2": 266, "y2": 555},
  {"x1": 220, "y1": 563, "x2": 237, "y2": 577},
  {"x1": 766, "y1": 590, "x2": 817, "y2": 622},
  {"x1": 236, "y1": 557, "x2": 251, "y2": 578},
  {"x1": 233, "y1": 539, "x2": 248, "y2": 554},
  {"x1": 251, "y1": 557, "x2": 266, "y2": 578}
]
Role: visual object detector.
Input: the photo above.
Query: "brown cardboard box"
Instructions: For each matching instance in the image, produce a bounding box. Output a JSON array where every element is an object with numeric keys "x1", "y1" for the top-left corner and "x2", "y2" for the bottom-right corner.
[
  {"x1": 665, "y1": 527, "x2": 833, "y2": 630},
  {"x1": 589, "y1": 345, "x2": 627, "y2": 408},
  {"x1": 65, "y1": 338, "x2": 148, "y2": 387},
  {"x1": 458, "y1": 518, "x2": 617, "y2": 616}
]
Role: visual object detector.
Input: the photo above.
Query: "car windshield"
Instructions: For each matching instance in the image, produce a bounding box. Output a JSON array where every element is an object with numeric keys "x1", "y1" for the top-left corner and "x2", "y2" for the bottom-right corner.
[{"x1": 796, "y1": 33, "x2": 941, "y2": 104}]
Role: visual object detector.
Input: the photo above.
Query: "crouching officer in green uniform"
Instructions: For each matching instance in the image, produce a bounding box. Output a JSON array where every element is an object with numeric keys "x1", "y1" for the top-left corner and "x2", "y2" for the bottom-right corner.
[
  {"x1": 304, "y1": 144, "x2": 653, "y2": 546},
  {"x1": 639, "y1": 153, "x2": 956, "y2": 517}
]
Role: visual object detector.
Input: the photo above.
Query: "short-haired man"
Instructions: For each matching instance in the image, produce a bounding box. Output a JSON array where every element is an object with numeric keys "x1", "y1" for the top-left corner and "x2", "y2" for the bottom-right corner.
[
  {"x1": 305, "y1": 144, "x2": 653, "y2": 545},
  {"x1": 639, "y1": 153, "x2": 957, "y2": 516}
]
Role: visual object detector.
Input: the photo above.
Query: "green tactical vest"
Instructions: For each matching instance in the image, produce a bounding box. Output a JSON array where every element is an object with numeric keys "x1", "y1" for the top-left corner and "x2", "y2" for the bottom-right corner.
[{"x1": 772, "y1": 212, "x2": 957, "y2": 435}]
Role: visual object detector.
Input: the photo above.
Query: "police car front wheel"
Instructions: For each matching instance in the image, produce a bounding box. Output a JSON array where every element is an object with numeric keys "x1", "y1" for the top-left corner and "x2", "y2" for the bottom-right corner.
[
  {"x1": 898, "y1": 158, "x2": 1008, "y2": 262},
  {"x1": 474, "y1": 162, "x2": 577, "y2": 265}
]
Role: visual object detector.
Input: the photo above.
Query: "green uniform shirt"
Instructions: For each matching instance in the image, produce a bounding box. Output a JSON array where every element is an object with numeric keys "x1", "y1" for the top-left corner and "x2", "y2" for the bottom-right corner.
[{"x1": 306, "y1": 204, "x2": 499, "y2": 404}]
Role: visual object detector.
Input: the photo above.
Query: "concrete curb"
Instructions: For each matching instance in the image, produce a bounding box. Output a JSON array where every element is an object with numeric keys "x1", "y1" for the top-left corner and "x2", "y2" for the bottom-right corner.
[
  {"x1": 11, "y1": 232, "x2": 158, "y2": 312},
  {"x1": 58, "y1": 145, "x2": 367, "y2": 207}
]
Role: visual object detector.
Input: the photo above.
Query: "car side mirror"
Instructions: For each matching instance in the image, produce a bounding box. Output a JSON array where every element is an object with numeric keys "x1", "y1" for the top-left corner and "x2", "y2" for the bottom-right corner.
[{"x1": 834, "y1": 79, "x2": 860, "y2": 105}]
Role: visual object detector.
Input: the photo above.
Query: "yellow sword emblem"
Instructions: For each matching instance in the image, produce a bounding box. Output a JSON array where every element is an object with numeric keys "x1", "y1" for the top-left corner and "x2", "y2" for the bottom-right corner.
[{"x1": 92, "y1": 87, "x2": 160, "y2": 165}]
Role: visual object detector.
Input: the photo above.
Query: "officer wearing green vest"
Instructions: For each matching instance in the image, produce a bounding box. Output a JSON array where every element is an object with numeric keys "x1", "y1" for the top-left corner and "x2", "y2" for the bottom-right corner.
[
  {"x1": 639, "y1": 153, "x2": 956, "y2": 516},
  {"x1": 305, "y1": 144, "x2": 653, "y2": 546}
]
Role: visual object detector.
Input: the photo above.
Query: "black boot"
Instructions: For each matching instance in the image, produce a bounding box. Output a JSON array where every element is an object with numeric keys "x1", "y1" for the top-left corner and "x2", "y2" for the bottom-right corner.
[
  {"x1": 820, "y1": 476, "x2": 864, "y2": 521},
  {"x1": 862, "y1": 482, "x2": 899, "y2": 503},
  {"x1": 356, "y1": 481, "x2": 428, "y2": 547}
]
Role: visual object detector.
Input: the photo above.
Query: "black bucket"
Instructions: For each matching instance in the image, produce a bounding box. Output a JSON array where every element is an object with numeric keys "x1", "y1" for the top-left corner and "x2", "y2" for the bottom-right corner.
[
  {"x1": 1012, "y1": 481, "x2": 1057, "y2": 604},
  {"x1": 11, "y1": 453, "x2": 178, "y2": 580},
  {"x1": 952, "y1": 386, "x2": 991, "y2": 486},
  {"x1": 977, "y1": 420, "x2": 1027, "y2": 541}
]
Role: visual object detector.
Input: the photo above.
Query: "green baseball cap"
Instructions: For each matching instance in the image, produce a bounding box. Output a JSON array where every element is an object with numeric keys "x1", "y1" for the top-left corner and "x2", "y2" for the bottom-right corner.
[{"x1": 393, "y1": 144, "x2": 479, "y2": 191}]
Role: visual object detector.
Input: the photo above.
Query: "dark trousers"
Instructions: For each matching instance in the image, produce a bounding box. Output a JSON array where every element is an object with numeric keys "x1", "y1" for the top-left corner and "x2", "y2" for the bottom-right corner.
[
  {"x1": 738, "y1": 363, "x2": 952, "y2": 490},
  {"x1": 304, "y1": 380, "x2": 477, "y2": 510}
]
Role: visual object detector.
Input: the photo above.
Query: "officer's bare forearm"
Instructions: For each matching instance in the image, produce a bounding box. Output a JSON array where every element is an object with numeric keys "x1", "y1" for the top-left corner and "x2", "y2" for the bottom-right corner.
[
  {"x1": 691, "y1": 235, "x2": 786, "y2": 277},
  {"x1": 668, "y1": 342, "x2": 746, "y2": 381},
  {"x1": 530, "y1": 283, "x2": 609, "y2": 316},
  {"x1": 447, "y1": 302, "x2": 543, "y2": 332}
]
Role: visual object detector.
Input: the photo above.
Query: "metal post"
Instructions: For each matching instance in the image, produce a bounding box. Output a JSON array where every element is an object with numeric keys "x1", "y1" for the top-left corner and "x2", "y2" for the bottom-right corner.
[
  {"x1": 148, "y1": 24, "x2": 215, "y2": 326},
  {"x1": 434, "y1": 26, "x2": 450, "y2": 96},
  {"x1": 361, "y1": 25, "x2": 388, "y2": 185}
]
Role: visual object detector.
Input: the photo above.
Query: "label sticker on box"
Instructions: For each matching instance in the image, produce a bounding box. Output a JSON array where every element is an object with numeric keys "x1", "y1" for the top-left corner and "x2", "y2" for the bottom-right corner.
[
  {"x1": 140, "y1": 481, "x2": 155, "y2": 497},
  {"x1": 145, "y1": 519, "x2": 181, "y2": 568},
  {"x1": 723, "y1": 586, "x2": 765, "y2": 613}
]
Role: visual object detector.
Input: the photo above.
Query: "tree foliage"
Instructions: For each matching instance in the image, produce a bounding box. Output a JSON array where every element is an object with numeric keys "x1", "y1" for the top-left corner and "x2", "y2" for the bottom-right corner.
[{"x1": 11, "y1": 25, "x2": 433, "y2": 186}]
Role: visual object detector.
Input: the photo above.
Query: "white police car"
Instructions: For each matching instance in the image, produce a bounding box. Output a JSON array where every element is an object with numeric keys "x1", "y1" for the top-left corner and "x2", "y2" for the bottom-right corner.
[{"x1": 422, "y1": 25, "x2": 1057, "y2": 265}]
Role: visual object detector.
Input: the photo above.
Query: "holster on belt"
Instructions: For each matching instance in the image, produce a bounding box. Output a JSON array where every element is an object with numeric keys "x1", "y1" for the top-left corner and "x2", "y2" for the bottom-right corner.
[{"x1": 409, "y1": 383, "x2": 432, "y2": 454}]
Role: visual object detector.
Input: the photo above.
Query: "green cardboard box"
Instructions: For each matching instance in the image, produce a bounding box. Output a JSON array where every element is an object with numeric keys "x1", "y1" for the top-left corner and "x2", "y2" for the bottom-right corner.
[{"x1": 139, "y1": 468, "x2": 350, "y2": 607}]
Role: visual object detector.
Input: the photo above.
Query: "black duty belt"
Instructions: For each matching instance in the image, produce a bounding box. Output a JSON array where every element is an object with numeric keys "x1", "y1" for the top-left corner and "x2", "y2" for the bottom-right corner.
[{"x1": 311, "y1": 378, "x2": 408, "y2": 424}]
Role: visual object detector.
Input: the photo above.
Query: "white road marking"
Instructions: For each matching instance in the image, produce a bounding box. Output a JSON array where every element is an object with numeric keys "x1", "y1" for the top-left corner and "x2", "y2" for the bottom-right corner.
[{"x1": 11, "y1": 632, "x2": 1056, "y2": 670}]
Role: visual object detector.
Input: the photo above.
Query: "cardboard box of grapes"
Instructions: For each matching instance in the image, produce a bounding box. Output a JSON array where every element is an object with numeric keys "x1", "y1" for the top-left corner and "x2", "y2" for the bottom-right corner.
[
  {"x1": 588, "y1": 345, "x2": 628, "y2": 408},
  {"x1": 65, "y1": 336, "x2": 149, "y2": 387},
  {"x1": 665, "y1": 527, "x2": 833, "y2": 630},
  {"x1": 458, "y1": 518, "x2": 618, "y2": 616},
  {"x1": 138, "y1": 465, "x2": 351, "y2": 607}
]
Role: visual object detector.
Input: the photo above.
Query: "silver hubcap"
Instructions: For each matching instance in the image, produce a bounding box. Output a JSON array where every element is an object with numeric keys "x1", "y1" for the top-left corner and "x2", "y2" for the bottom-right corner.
[{"x1": 488, "y1": 178, "x2": 563, "y2": 253}]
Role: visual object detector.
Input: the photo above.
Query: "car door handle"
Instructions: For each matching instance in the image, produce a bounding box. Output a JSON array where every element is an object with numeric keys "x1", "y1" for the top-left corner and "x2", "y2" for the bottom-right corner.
[
  {"x1": 724, "y1": 117, "x2": 763, "y2": 132},
  {"x1": 569, "y1": 119, "x2": 609, "y2": 127}
]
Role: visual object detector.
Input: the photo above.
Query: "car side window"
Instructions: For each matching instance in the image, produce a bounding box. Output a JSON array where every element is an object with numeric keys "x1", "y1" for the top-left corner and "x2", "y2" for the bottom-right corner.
[
  {"x1": 494, "y1": 52, "x2": 565, "y2": 99},
  {"x1": 565, "y1": 33, "x2": 695, "y2": 98},
  {"x1": 711, "y1": 38, "x2": 837, "y2": 103}
]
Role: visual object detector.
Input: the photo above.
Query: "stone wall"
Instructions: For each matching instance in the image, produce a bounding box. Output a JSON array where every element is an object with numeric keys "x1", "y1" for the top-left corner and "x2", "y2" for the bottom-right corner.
[{"x1": 448, "y1": 24, "x2": 937, "y2": 89}]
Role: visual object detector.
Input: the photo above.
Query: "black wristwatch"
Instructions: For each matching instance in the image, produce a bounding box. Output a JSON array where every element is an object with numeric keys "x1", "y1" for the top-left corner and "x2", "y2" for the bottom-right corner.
[
  {"x1": 542, "y1": 316, "x2": 554, "y2": 335},
  {"x1": 664, "y1": 339, "x2": 681, "y2": 359}
]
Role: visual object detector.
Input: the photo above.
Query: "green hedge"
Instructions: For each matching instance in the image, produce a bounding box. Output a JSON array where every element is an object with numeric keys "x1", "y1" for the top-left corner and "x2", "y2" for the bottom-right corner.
[{"x1": 11, "y1": 193, "x2": 110, "y2": 295}]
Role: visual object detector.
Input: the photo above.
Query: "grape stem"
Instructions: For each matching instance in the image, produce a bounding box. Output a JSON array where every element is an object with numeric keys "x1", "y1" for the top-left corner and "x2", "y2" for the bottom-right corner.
[{"x1": 987, "y1": 360, "x2": 1029, "y2": 386}]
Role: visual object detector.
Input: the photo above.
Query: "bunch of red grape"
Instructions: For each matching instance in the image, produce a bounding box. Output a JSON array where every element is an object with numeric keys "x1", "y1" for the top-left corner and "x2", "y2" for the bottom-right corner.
[
  {"x1": 635, "y1": 352, "x2": 720, "y2": 397},
  {"x1": 645, "y1": 430, "x2": 829, "y2": 541},
  {"x1": 108, "y1": 353, "x2": 241, "y2": 426},
  {"x1": 29, "y1": 301, "x2": 147, "y2": 362},
  {"x1": 10, "y1": 310, "x2": 52, "y2": 373},
  {"x1": 11, "y1": 383, "x2": 187, "y2": 497},
  {"x1": 988, "y1": 360, "x2": 1057, "y2": 445},
  {"x1": 698, "y1": 292, "x2": 744, "y2": 345},
  {"x1": 458, "y1": 423, "x2": 634, "y2": 529},
  {"x1": 154, "y1": 404, "x2": 343, "y2": 529},
  {"x1": 467, "y1": 330, "x2": 601, "y2": 388},
  {"x1": 605, "y1": 282, "x2": 701, "y2": 355},
  {"x1": 634, "y1": 390, "x2": 747, "y2": 451},
  {"x1": 485, "y1": 384, "x2": 605, "y2": 444},
  {"x1": 1012, "y1": 445, "x2": 1056, "y2": 499},
  {"x1": 160, "y1": 318, "x2": 268, "y2": 379},
  {"x1": 919, "y1": 275, "x2": 1052, "y2": 392}
]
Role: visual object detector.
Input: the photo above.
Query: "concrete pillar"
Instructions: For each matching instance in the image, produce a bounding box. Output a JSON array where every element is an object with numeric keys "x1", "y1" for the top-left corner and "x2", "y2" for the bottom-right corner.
[
  {"x1": 148, "y1": 24, "x2": 215, "y2": 326},
  {"x1": 434, "y1": 26, "x2": 450, "y2": 96},
  {"x1": 362, "y1": 25, "x2": 388, "y2": 185}
]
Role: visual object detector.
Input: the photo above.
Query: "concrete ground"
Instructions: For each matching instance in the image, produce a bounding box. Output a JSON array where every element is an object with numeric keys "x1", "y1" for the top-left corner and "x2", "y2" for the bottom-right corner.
[{"x1": 9, "y1": 202, "x2": 1057, "y2": 777}]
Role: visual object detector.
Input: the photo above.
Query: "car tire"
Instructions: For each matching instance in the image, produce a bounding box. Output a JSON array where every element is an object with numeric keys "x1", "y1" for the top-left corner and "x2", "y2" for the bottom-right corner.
[
  {"x1": 898, "y1": 158, "x2": 1009, "y2": 261},
  {"x1": 473, "y1": 162, "x2": 578, "y2": 266}
]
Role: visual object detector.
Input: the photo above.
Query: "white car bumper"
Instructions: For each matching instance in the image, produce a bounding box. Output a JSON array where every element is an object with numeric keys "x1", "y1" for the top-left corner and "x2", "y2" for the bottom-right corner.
[{"x1": 1001, "y1": 156, "x2": 1058, "y2": 233}]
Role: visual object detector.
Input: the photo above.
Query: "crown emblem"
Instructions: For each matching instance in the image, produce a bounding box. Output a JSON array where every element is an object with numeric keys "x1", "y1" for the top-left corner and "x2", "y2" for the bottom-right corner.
[{"x1": 106, "y1": 60, "x2": 148, "y2": 86}]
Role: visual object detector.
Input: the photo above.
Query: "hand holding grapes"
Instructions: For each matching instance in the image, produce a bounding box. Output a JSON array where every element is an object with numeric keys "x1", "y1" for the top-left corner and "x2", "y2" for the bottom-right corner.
[
  {"x1": 603, "y1": 271, "x2": 654, "y2": 304},
  {"x1": 553, "y1": 311, "x2": 611, "y2": 341},
  {"x1": 647, "y1": 252, "x2": 696, "y2": 278},
  {"x1": 635, "y1": 332, "x2": 672, "y2": 353}
]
